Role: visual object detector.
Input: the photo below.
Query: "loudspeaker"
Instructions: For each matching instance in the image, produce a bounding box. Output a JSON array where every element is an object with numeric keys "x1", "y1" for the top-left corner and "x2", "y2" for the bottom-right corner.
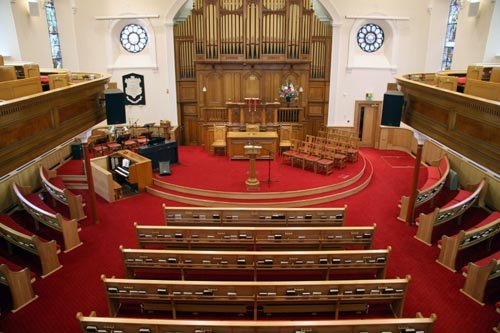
[
  {"x1": 381, "y1": 91, "x2": 404, "y2": 127},
  {"x1": 28, "y1": 0, "x2": 40, "y2": 17},
  {"x1": 71, "y1": 143, "x2": 83, "y2": 160},
  {"x1": 105, "y1": 89, "x2": 126, "y2": 125},
  {"x1": 159, "y1": 161, "x2": 171, "y2": 176}
]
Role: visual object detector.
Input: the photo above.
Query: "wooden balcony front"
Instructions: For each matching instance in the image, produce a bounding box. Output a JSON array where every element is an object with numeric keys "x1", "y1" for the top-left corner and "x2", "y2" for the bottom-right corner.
[
  {"x1": 0, "y1": 73, "x2": 111, "y2": 178},
  {"x1": 396, "y1": 73, "x2": 500, "y2": 174}
]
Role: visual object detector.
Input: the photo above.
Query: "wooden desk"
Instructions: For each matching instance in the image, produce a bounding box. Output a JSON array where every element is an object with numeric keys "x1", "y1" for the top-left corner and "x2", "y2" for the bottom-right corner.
[{"x1": 227, "y1": 131, "x2": 278, "y2": 159}]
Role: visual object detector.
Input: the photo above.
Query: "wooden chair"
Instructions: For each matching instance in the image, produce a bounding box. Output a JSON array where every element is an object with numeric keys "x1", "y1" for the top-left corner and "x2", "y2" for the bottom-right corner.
[
  {"x1": 88, "y1": 135, "x2": 109, "y2": 156},
  {"x1": 333, "y1": 144, "x2": 348, "y2": 169},
  {"x1": 0, "y1": 66, "x2": 17, "y2": 82},
  {"x1": 316, "y1": 147, "x2": 335, "y2": 175},
  {"x1": 212, "y1": 125, "x2": 227, "y2": 155},
  {"x1": 279, "y1": 125, "x2": 293, "y2": 154},
  {"x1": 346, "y1": 138, "x2": 359, "y2": 163}
]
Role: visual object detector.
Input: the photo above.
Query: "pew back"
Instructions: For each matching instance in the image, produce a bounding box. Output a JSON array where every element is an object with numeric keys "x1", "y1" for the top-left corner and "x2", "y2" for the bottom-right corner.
[
  {"x1": 121, "y1": 247, "x2": 391, "y2": 280},
  {"x1": 136, "y1": 224, "x2": 375, "y2": 250},
  {"x1": 0, "y1": 77, "x2": 42, "y2": 100},
  {"x1": 0, "y1": 259, "x2": 38, "y2": 312},
  {"x1": 163, "y1": 205, "x2": 347, "y2": 227},
  {"x1": 77, "y1": 312, "x2": 437, "y2": 333},
  {"x1": 102, "y1": 276, "x2": 410, "y2": 319}
]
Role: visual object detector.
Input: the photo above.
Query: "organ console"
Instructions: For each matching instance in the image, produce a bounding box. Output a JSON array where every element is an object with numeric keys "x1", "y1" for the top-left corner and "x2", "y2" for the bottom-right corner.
[{"x1": 108, "y1": 150, "x2": 153, "y2": 192}]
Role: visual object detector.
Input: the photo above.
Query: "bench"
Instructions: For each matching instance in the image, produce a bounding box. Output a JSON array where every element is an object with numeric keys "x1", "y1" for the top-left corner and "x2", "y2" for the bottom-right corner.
[
  {"x1": 77, "y1": 311, "x2": 437, "y2": 333},
  {"x1": 460, "y1": 250, "x2": 500, "y2": 305},
  {"x1": 39, "y1": 166, "x2": 86, "y2": 221},
  {"x1": 12, "y1": 182, "x2": 83, "y2": 252},
  {"x1": 164, "y1": 205, "x2": 347, "y2": 227},
  {"x1": 436, "y1": 211, "x2": 500, "y2": 271},
  {"x1": 0, "y1": 256, "x2": 38, "y2": 312},
  {"x1": 120, "y1": 247, "x2": 391, "y2": 280},
  {"x1": 398, "y1": 156, "x2": 449, "y2": 223},
  {"x1": 101, "y1": 275, "x2": 410, "y2": 319},
  {"x1": 415, "y1": 179, "x2": 486, "y2": 245},
  {"x1": 0, "y1": 214, "x2": 62, "y2": 277},
  {"x1": 136, "y1": 224, "x2": 376, "y2": 250}
]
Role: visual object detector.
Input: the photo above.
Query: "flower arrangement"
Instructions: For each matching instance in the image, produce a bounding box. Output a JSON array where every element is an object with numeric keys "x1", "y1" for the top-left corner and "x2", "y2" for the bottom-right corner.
[{"x1": 279, "y1": 81, "x2": 299, "y2": 103}]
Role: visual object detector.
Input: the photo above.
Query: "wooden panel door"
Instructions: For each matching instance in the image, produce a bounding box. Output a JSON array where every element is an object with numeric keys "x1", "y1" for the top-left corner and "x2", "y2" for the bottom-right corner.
[{"x1": 354, "y1": 101, "x2": 382, "y2": 148}]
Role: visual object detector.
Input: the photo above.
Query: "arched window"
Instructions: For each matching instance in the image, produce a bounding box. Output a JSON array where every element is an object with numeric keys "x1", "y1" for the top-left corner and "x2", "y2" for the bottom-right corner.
[
  {"x1": 441, "y1": 0, "x2": 462, "y2": 70},
  {"x1": 44, "y1": 0, "x2": 63, "y2": 68}
]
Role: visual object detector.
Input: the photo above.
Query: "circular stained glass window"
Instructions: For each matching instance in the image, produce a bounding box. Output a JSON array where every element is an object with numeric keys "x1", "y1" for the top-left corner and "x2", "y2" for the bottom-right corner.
[
  {"x1": 357, "y1": 23, "x2": 384, "y2": 53},
  {"x1": 120, "y1": 24, "x2": 148, "y2": 53}
]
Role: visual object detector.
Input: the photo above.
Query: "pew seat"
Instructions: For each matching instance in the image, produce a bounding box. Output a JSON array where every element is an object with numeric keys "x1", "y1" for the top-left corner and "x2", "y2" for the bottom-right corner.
[
  {"x1": 436, "y1": 211, "x2": 500, "y2": 271},
  {"x1": 0, "y1": 214, "x2": 62, "y2": 277},
  {"x1": 460, "y1": 250, "x2": 500, "y2": 305},
  {"x1": 40, "y1": 166, "x2": 86, "y2": 221},
  {"x1": 0, "y1": 256, "x2": 38, "y2": 312},
  {"x1": 415, "y1": 179, "x2": 485, "y2": 245},
  {"x1": 12, "y1": 183, "x2": 82, "y2": 252},
  {"x1": 495, "y1": 302, "x2": 500, "y2": 333}
]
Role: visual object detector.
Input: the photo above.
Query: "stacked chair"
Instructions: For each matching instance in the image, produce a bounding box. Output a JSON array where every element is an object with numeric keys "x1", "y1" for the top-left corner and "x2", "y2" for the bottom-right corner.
[{"x1": 282, "y1": 129, "x2": 359, "y2": 175}]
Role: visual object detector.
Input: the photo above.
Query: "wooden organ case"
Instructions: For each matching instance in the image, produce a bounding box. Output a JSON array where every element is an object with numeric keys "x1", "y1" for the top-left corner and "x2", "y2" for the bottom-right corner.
[
  {"x1": 174, "y1": 0, "x2": 332, "y2": 146},
  {"x1": 108, "y1": 150, "x2": 153, "y2": 193}
]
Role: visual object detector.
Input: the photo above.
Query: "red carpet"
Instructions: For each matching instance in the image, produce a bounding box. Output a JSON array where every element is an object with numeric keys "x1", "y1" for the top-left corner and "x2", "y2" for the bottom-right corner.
[{"x1": 0, "y1": 147, "x2": 497, "y2": 332}]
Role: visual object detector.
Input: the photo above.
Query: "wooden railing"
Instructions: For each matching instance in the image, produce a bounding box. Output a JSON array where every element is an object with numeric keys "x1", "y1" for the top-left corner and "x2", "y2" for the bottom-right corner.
[{"x1": 278, "y1": 107, "x2": 303, "y2": 122}]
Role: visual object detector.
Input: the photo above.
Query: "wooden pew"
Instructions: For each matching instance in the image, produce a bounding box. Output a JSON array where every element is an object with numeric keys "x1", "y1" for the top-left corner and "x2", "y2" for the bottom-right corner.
[
  {"x1": 460, "y1": 251, "x2": 500, "y2": 305},
  {"x1": 495, "y1": 302, "x2": 500, "y2": 333},
  {"x1": 0, "y1": 256, "x2": 38, "y2": 312},
  {"x1": 39, "y1": 166, "x2": 87, "y2": 221},
  {"x1": 120, "y1": 247, "x2": 391, "y2": 280},
  {"x1": 163, "y1": 205, "x2": 347, "y2": 227},
  {"x1": 415, "y1": 179, "x2": 486, "y2": 245},
  {"x1": 0, "y1": 76, "x2": 42, "y2": 100},
  {"x1": 436, "y1": 211, "x2": 500, "y2": 271},
  {"x1": 464, "y1": 78, "x2": 500, "y2": 101},
  {"x1": 136, "y1": 224, "x2": 376, "y2": 250},
  {"x1": 101, "y1": 275, "x2": 411, "y2": 319},
  {"x1": 398, "y1": 156, "x2": 450, "y2": 222},
  {"x1": 12, "y1": 182, "x2": 83, "y2": 252},
  {"x1": 77, "y1": 312, "x2": 437, "y2": 333},
  {"x1": 0, "y1": 214, "x2": 62, "y2": 278}
]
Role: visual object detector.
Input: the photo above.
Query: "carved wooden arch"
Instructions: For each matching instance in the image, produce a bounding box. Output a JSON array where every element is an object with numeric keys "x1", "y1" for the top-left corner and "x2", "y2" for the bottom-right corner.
[
  {"x1": 242, "y1": 71, "x2": 262, "y2": 99},
  {"x1": 204, "y1": 72, "x2": 225, "y2": 106}
]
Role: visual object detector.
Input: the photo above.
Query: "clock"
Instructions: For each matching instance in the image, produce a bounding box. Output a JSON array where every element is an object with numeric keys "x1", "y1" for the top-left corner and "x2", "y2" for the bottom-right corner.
[
  {"x1": 120, "y1": 24, "x2": 148, "y2": 53},
  {"x1": 357, "y1": 23, "x2": 384, "y2": 53}
]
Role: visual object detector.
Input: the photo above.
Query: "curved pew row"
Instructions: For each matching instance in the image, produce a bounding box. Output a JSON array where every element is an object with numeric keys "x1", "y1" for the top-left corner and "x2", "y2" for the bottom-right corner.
[
  {"x1": 0, "y1": 256, "x2": 38, "y2": 312},
  {"x1": 460, "y1": 250, "x2": 500, "y2": 305},
  {"x1": 436, "y1": 211, "x2": 500, "y2": 271},
  {"x1": 77, "y1": 312, "x2": 437, "y2": 333},
  {"x1": 163, "y1": 205, "x2": 347, "y2": 227},
  {"x1": 120, "y1": 247, "x2": 391, "y2": 280},
  {"x1": 12, "y1": 182, "x2": 83, "y2": 252},
  {"x1": 135, "y1": 224, "x2": 376, "y2": 250},
  {"x1": 415, "y1": 179, "x2": 486, "y2": 245},
  {"x1": 0, "y1": 214, "x2": 62, "y2": 277},
  {"x1": 39, "y1": 166, "x2": 86, "y2": 221},
  {"x1": 398, "y1": 155, "x2": 450, "y2": 223},
  {"x1": 101, "y1": 275, "x2": 411, "y2": 319}
]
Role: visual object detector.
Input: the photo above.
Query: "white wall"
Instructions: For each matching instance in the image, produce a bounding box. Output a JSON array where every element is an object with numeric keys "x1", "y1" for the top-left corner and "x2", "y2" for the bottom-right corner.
[
  {"x1": 0, "y1": 1, "x2": 22, "y2": 61},
  {"x1": 424, "y1": 0, "x2": 450, "y2": 72},
  {"x1": 483, "y1": 0, "x2": 500, "y2": 63}
]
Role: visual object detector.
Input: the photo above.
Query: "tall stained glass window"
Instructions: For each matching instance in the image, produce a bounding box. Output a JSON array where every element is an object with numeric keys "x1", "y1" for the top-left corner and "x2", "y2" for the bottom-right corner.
[
  {"x1": 441, "y1": 0, "x2": 461, "y2": 70},
  {"x1": 45, "y1": 0, "x2": 63, "y2": 68}
]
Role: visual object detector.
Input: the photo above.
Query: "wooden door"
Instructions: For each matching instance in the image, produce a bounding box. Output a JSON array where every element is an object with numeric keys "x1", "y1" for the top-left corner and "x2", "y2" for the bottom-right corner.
[{"x1": 354, "y1": 101, "x2": 382, "y2": 148}]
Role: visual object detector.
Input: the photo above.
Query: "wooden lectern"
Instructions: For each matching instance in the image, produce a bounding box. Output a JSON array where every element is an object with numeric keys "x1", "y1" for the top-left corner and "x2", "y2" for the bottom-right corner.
[{"x1": 244, "y1": 144, "x2": 261, "y2": 190}]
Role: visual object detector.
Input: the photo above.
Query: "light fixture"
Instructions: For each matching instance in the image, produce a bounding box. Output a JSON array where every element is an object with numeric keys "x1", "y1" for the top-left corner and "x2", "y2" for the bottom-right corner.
[
  {"x1": 202, "y1": 86, "x2": 207, "y2": 93},
  {"x1": 299, "y1": 86, "x2": 303, "y2": 93},
  {"x1": 27, "y1": 0, "x2": 40, "y2": 17}
]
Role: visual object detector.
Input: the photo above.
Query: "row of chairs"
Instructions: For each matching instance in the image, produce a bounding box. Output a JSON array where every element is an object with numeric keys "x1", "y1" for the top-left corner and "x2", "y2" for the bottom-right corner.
[
  {"x1": 88, "y1": 132, "x2": 148, "y2": 156},
  {"x1": 282, "y1": 139, "x2": 357, "y2": 175}
]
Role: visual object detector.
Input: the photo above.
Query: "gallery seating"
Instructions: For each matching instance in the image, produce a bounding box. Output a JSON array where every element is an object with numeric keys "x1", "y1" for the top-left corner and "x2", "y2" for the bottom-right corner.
[
  {"x1": 460, "y1": 250, "x2": 500, "y2": 305},
  {"x1": 101, "y1": 275, "x2": 411, "y2": 319},
  {"x1": 77, "y1": 312, "x2": 437, "y2": 333},
  {"x1": 436, "y1": 211, "x2": 500, "y2": 271},
  {"x1": 39, "y1": 166, "x2": 86, "y2": 221},
  {"x1": 136, "y1": 224, "x2": 375, "y2": 250},
  {"x1": 12, "y1": 182, "x2": 82, "y2": 252},
  {"x1": 0, "y1": 214, "x2": 62, "y2": 278},
  {"x1": 398, "y1": 156, "x2": 450, "y2": 223},
  {"x1": 163, "y1": 205, "x2": 347, "y2": 227},
  {"x1": 120, "y1": 247, "x2": 391, "y2": 280},
  {"x1": 0, "y1": 256, "x2": 38, "y2": 312},
  {"x1": 415, "y1": 179, "x2": 486, "y2": 245}
]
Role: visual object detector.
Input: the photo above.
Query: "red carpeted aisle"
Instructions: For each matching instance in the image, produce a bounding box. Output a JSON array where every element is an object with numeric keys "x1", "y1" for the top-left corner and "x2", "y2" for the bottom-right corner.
[{"x1": 0, "y1": 147, "x2": 497, "y2": 332}]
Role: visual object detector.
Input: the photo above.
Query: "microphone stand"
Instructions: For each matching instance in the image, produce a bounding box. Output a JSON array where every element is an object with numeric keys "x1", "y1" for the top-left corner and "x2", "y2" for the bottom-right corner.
[{"x1": 258, "y1": 146, "x2": 274, "y2": 185}]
